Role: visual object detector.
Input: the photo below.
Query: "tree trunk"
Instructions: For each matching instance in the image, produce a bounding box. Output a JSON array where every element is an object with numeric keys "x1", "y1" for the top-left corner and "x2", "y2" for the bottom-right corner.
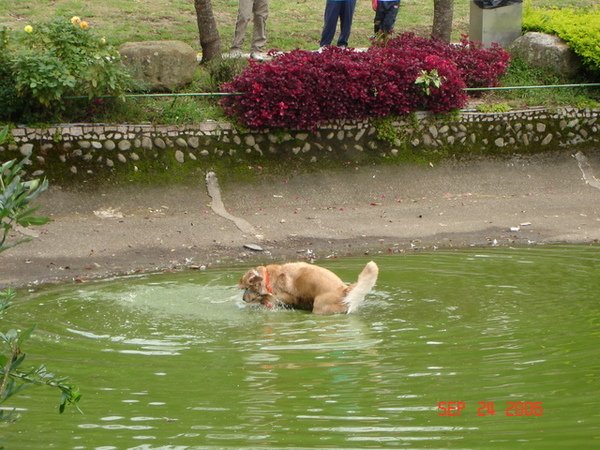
[
  {"x1": 432, "y1": 0, "x2": 454, "y2": 43},
  {"x1": 194, "y1": 0, "x2": 221, "y2": 62}
]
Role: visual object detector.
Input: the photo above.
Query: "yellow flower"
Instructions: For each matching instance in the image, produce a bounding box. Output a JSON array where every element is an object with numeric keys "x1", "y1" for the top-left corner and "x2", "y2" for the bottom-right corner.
[
  {"x1": 100, "y1": 37, "x2": 106, "y2": 44},
  {"x1": 24, "y1": 25, "x2": 33, "y2": 34},
  {"x1": 70, "y1": 16, "x2": 81, "y2": 25},
  {"x1": 79, "y1": 21, "x2": 89, "y2": 30}
]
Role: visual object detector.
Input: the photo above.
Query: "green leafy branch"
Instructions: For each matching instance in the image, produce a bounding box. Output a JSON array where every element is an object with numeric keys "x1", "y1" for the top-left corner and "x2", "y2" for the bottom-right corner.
[
  {"x1": 1, "y1": 127, "x2": 81, "y2": 421},
  {"x1": 0, "y1": 157, "x2": 49, "y2": 251},
  {"x1": 415, "y1": 69, "x2": 445, "y2": 96}
]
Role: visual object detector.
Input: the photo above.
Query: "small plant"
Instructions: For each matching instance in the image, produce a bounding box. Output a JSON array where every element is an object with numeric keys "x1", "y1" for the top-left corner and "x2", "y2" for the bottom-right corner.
[
  {"x1": 2, "y1": 16, "x2": 131, "y2": 119},
  {"x1": 476, "y1": 102, "x2": 511, "y2": 113},
  {"x1": 371, "y1": 116, "x2": 400, "y2": 145},
  {"x1": 574, "y1": 98, "x2": 600, "y2": 109},
  {"x1": 0, "y1": 150, "x2": 81, "y2": 421},
  {"x1": 205, "y1": 56, "x2": 248, "y2": 91},
  {"x1": 0, "y1": 28, "x2": 21, "y2": 120},
  {"x1": 0, "y1": 126, "x2": 8, "y2": 144},
  {"x1": 0, "y1": 298, "x2": 82, "y2": 420},
  {"x1": 415, "y1": 69, "x2": 445, "y2": 95},
  {"x1": 0, "y1": 158, "x2": 49, "y2": 250}
]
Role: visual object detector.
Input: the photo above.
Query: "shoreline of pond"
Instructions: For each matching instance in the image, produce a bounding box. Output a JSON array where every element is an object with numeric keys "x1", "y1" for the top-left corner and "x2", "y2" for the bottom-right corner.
[{"x1": 2, "y1": 149, "x2": 599, "y2": 289}]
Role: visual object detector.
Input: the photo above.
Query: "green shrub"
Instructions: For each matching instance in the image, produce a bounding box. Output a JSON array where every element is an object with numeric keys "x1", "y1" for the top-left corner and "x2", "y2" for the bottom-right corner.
[
  {"x1": 2, "y1": 16, "x2": 132, "y2": 119},
  {"x1": 0, "y1": 29, "x2": 23, "y2": 120},
  {"x1": 523, "y1": 5, "x2": 600, "y2": 72},
  {"x1": 0, "y1": 155, "x2": 81, "y2": 420},
  {"x1": 205, "y1": 56, "x2": 248, "y2": 91},
  {"x1": 476, "y1": 102, "x2": 511, "y2": 113}
]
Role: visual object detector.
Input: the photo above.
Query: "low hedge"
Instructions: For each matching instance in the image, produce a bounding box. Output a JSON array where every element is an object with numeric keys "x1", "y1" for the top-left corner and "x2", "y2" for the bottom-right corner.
[
  {"x1": 523, "y1": 6, "x2": 600, "y2": 72},
  {"x1": 221, "y1": 33, "x2": 510, "y2": 130}
]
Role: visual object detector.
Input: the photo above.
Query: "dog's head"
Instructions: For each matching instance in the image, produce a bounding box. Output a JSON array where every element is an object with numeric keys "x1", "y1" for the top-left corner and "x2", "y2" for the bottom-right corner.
[{"x1": 238, "y1": 266, "x2": 271, "y2": 304}]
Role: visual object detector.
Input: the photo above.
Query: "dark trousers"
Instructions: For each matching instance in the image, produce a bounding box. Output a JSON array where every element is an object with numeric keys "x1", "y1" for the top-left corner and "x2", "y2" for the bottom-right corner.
[
  {"x1": 374, "y1": 0, "x2": 400, "y2": 34},
  {"x1": 320, "y1": 0, "x2": 357, "y2": 47}
]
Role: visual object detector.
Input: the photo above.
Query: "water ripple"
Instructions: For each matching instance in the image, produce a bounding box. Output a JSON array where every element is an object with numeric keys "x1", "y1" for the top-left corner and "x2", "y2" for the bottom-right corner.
[{"x1": 5, "y1": 247, "x2": 599, "y2": 449}]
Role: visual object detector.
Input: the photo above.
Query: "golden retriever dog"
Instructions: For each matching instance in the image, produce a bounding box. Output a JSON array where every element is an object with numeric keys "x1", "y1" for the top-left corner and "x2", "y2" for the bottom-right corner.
[{"x1": 238, "y1": 261, "x2": 378, "y2": 314}]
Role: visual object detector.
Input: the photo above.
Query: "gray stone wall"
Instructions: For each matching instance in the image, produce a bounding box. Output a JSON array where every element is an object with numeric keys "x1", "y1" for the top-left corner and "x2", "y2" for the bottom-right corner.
[{"x1": 1, "y1": 107, "x2": 598, "y2": 181}]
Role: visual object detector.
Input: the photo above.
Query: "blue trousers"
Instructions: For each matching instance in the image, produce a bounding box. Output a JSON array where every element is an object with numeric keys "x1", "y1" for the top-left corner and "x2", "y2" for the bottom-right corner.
[
  {"x1": 319, "y1": 0, "x2": 357, "y2": 47},
  {"x1": 374, "y1": 0, "x2": 400, "y2": 34}
]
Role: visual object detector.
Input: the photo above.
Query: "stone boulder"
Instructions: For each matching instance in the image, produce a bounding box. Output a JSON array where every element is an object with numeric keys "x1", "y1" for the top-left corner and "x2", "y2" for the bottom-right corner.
[
  {"x1": 119, "y1": 41, "x2": 198, "y2": 92},
  {"x1": 508, "y1": 32, "x2": 582, "y2": 78}
]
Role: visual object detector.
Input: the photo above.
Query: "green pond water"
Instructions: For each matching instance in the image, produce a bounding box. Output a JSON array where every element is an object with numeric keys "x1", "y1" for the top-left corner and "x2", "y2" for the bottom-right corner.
[{"x1": 2, "y1": 245, "x2": 599, "y2": 449}]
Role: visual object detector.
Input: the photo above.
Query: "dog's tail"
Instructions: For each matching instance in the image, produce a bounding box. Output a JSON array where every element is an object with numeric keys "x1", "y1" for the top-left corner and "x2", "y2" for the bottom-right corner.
[{"x1": 343, "y1": 261, "x2": 379, "y2": 314}]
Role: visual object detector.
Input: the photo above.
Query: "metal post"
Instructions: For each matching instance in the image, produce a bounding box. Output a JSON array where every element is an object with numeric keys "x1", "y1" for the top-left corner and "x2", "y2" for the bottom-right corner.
[{"x1": 469, "y1": 0, "x2": 523, "y2": 48}]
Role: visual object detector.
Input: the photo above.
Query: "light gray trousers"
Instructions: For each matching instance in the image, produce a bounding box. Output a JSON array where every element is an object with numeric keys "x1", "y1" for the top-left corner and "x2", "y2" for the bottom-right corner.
[{"x1": 231, "y1": 0, "x2": 269, "y2": 52}]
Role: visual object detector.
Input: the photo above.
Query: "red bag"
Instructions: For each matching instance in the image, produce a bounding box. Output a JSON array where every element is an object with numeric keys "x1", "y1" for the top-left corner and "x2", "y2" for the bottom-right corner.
[{"x1": 372, "y1": 0, "x2": 378, "y2": 11}]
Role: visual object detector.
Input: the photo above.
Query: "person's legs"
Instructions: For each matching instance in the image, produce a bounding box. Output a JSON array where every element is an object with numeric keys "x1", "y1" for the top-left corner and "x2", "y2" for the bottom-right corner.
[
  {"x1": 320, "y1": 0, "x2": 341, "y2": 47},
  {"x1": 231, "y1": 0, "x2": 254, "y2": 50},
  {"x1": 337, "y1": 0, "x2": 356, "y2": 47},
  {"x1": 251, "y1": 0, "x2": 269, "y2": 52},
  {"x1": 381, "y1": 1, "x2": 400, "y2": 33},
  {"x1": 374, "y1": 2, "x2": 385, "y2": 34}
]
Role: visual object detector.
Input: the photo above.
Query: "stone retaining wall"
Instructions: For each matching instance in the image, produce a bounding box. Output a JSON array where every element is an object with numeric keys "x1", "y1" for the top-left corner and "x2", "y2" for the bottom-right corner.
[{"x1": 1, "y1": 107, "x2": 598, "y2": 181}]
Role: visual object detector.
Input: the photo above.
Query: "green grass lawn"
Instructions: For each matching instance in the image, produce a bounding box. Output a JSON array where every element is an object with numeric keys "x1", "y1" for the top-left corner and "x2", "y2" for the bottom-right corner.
[
  {"x1": 1, "y1": 0, "x2": 597, "y2": 52},
  {"x1": 1, "y1": 0, "x2": 598, "y2": 124}
]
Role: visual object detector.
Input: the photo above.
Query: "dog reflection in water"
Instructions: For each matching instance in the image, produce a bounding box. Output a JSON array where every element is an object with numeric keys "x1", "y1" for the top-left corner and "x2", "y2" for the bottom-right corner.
[{"x1": 238, "y1": 261, "x2": 378, "y2": 314}]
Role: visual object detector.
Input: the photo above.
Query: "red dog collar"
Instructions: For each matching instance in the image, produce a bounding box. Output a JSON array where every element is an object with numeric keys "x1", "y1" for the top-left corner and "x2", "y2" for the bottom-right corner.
[{"x1": 262, "y1": 267, "x2": 273, "y2": 294}]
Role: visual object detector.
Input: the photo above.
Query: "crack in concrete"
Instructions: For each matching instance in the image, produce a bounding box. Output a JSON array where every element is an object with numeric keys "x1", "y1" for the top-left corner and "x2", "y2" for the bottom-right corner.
[
  {"x1": 574, "y1": 151, "x2": 600, "y2": 191},
  {"x1": 205, "y1": 171, "x2": 263, "y2": 239}
]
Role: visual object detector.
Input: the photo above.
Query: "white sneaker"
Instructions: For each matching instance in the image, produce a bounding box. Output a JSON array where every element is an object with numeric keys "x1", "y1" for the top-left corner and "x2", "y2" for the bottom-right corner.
[
  {"x1": 250, "y1": 51, "x2": 268, "y2": 61},
  {"x1": 228, "y1": 49, "x2": 242, "y2": 58}
]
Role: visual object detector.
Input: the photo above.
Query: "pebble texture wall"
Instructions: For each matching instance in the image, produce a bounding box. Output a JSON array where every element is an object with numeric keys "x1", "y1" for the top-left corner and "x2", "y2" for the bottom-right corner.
[{"x1": 2, "y1": 107, "x2": 598, "y2": 180}]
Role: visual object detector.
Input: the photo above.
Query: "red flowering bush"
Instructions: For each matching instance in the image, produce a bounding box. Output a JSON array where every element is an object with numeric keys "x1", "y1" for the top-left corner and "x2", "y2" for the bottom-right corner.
[
  {"x1": 221, "y1": 33, "x2": 508, "y2": 129},
  {"x1": 365, "y1": 46, "x2": 467, "y2": 116},
  {"x1": 220, "y1": 51, "x2": 320, "y2": 129},
  {"x1": 381, "y1": 33, "x2": 510, "y2": 88},
  {"x1": 221, "y1": 48, "x2": 376, "y2": 129},
  {"x1": 452, "y1": 37, "x2": 511, "y2": 88}
]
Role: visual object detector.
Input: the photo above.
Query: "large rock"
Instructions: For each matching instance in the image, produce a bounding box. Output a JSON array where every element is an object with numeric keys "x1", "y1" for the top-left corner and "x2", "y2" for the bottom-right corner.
[
  {"x1": 119, "y1": 41, "x2": 197, "y2": 92},
  {"x1": 509, "y1": 32, "x2": 582, "y2": 78}
]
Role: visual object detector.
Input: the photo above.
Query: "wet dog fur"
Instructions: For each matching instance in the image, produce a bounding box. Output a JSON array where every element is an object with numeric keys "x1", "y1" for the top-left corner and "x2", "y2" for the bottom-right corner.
[{"x1": 238, "y1": 261, "x2": 378, "y2": 314}]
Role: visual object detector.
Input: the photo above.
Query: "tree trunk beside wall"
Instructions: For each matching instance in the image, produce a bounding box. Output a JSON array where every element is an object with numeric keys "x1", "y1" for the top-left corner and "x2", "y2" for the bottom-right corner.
[
  {"x1": 194, "y1": 0, "x2": 221, "y2": 62},
  {"x1": 432, "y1": 0, "x2": 454, "y2": 43}
]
